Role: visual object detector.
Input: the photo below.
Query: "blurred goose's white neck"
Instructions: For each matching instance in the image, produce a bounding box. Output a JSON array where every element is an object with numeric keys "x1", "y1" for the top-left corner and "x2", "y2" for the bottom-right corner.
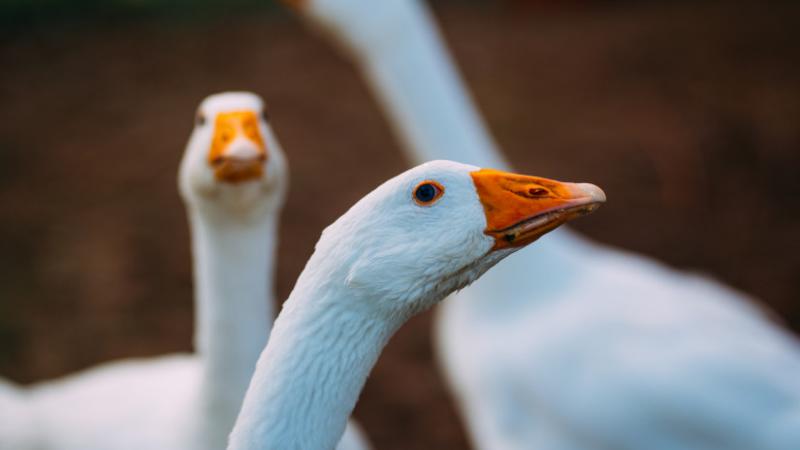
[
  {"x1": 188, "y1": 204, "x2": 278, "y2": 440},
  {"x1": 228, "y1": 258, "x2": 402, "y2": 450},
  {"x1": 328, "y1": 0, "x2": 507, "y2": 169}
]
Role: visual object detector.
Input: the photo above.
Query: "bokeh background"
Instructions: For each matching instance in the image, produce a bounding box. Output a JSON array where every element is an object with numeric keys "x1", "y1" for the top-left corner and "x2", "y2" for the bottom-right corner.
[{"x1": 1, "y1": 0, "x2": 799, "y2": 448}]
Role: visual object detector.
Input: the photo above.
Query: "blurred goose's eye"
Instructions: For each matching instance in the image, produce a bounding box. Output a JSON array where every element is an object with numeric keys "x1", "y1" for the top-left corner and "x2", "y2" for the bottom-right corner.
[
  {"x1": 413, "y1": 180, "x2": 444, "y2": 206},
  {"x1": 260, "y1": 108, "x2": 269, "y2": 122},
  {"x1": 196, "y1": 113, "x2": 206, "y2": 127}
]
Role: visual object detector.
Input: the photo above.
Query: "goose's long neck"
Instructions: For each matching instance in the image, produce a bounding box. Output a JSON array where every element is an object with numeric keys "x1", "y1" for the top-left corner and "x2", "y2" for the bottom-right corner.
[
  {"x1": 188, "y1": 207, "x2": 278, "y2": 432},
  {"x1": 228, "y1": 265, "x2": 400, "y2": 450},
  {"x1": 332, "y1": 0, "x2": 508, "y2": 169}
]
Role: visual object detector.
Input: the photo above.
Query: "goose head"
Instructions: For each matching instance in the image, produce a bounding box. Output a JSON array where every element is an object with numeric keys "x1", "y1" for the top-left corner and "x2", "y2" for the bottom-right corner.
[
  {"x1": 179, "y1": 92, "x2": 288, "y2": 217},
  {"x1": 311, "y1": 160, "x2": 605, "y2": 317}
]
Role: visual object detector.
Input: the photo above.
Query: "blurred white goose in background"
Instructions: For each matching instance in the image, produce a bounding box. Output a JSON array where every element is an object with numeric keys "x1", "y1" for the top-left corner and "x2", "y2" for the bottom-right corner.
[
  {"x1": 0, "y1": 92, "x2": 367, "y2": 450},
  {"x1": 284, "y1": 1, "x2": 800, "y2": 449},
  {"x1": 227, "y1": 159, "x2": 605, "y2": 449},
  {"x1": 0, "y1": 378, "x2": 30, "y2": 449}
]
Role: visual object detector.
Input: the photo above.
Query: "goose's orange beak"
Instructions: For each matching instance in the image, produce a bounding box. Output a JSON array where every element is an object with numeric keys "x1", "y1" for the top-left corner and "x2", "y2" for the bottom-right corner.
[
  {"x1": 208, "y1": 110, "x2": 268, "y2": 183},
  {"x1": 471, "y1": 169, "x2": 605, "y2": 250}
]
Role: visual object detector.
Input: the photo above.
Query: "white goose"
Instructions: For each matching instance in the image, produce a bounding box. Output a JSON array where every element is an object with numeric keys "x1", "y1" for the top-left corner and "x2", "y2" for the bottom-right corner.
[
  {"x1": 284, "y1": 2, "x2": 800, "y2": 449},
  {"x1": 226, "y1": 159, "x2": 605, "y2": 449},
  {"x1": 0, "y1": 92, "x2": 367, "y2": 450}
]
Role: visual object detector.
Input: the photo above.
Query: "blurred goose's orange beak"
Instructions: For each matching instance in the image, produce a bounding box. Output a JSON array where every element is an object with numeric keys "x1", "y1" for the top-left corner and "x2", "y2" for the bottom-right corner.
[
  {"x1": 470, "y1": 169, "x2": 606, "y2": 250},
  {"x1": 208, "y1": 110, "x2": 267, "y2": 183}
]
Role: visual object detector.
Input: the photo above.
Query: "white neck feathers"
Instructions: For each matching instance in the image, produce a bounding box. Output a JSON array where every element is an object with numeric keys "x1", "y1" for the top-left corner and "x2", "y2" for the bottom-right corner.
[
  {"x1": 187, "y1": 205, "x2": 278, "y2": 443},
  {"x1": 228, "y1": 257, "x2": 401, "y2": 450}
]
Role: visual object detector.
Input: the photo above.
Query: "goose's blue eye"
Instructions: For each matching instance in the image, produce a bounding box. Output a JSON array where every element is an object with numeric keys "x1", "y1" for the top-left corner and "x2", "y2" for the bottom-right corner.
[
  {"x1": 416, "y1": 184, "x2": 436, "y2": 201},
  {"x1": 413, "y1": 180, "x2": 444, "y2": 206}
]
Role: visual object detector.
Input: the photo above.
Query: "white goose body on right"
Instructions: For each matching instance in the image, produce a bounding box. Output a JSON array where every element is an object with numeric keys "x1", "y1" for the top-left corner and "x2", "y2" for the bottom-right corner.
[
  {"x1": 284, "y1": 1, "x2": 800, "y2": 449},
  {"x1": 227, "y1": 160, "x2": 605, "y2": 449}
]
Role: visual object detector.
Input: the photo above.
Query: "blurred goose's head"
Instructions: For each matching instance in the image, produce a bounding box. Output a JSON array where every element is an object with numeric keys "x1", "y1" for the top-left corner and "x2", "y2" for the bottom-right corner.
[{"x1": 179, "y1": 92, "x2": 287, "y2": 216}]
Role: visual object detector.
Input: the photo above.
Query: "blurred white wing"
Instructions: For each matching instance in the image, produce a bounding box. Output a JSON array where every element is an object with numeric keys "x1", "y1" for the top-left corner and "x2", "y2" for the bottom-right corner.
[
  {"x1": 438, "y1": 244, "x2": 800, "y2": 450},
  {"x1": 0, "y1": 378, "x2": 34, "y2": 449},
  {"x1": 25, "y1": 355, "x2": 201, "y2": 450}
]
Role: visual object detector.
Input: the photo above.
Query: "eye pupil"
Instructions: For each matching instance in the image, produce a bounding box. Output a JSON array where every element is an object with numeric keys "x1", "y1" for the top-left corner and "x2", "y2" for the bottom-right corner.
[
  {"x1": 415, "y1": 183, "x2": 437, "y2": 202},
  {"x1": 196, "y1": 114, "x2": 206, "y2": 126}
]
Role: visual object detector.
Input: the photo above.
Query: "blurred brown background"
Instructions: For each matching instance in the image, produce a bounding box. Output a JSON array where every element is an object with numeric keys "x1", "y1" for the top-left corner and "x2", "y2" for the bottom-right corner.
[{"x1": 1, "y1": 0, "x2": 799, "y2": 448}]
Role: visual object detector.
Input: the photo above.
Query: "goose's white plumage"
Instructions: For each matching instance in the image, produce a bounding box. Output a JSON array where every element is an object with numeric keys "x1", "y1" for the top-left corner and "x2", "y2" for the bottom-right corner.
[
  {"x1": 0, "y1": 378, "x2": 32, "y2": 449},
  {"x1": 227, "y1": 160, "x2": 604, "y2": 449},
  {"x1": 286, "y1": 2, "x2": 800, "y2": 449},
  {"x1": 0, "y1": 92, "x2": 368, "y2": 450}
]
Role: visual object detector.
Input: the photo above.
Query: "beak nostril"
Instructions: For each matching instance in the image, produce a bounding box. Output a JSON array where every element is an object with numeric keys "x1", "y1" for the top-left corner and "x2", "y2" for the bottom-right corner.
[
  {"x1": 211, "y1": 156, "x2": 226, "y2": 167},
  {"x1": 528, "y1": 187, "x2": 548, "y2": 197}
]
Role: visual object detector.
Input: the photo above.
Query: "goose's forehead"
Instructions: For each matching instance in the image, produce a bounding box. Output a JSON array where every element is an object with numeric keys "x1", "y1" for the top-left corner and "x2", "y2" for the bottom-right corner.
[
  {"x1": 344, "y1": 162, "x2": 476, "y2": 213},
  {"x1": 361, "y1": 161, "x2": 480, "y2": 206},
  {"x1": 349, "y1": 162, "x2": 480, "y2": 215},
  {"x1": 200, "y1": 92, "x2": 263, "y2": 115},
  {"x1": 400, "y1": 160, "x2": 480, "y2": 185}
]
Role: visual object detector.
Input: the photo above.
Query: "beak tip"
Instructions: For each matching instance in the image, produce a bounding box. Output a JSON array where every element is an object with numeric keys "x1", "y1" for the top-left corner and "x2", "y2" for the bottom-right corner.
[{"x1": 577, "y1": 183, "x2": 606, "y2": 203}]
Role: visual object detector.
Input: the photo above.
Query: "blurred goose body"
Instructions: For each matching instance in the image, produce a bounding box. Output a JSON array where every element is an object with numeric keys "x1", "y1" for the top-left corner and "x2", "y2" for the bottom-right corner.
[
  {"x1": 0, "y1": 92, "x2": 367, "y2": 450},
  {"x1": 227, "y1": 160, "x2": 605, "y2": 449},
  {"x1": 0, "y1": 378, "x2": 32, "y2": 449},
  {"x1": 285, "y1": 1, "x2": 800, "y2": 449}
]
